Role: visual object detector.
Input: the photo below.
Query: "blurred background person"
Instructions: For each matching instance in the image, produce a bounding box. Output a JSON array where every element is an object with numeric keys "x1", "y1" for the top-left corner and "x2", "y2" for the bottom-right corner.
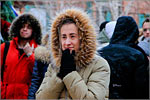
[
  {"x1": 138, "y1": 18, "x2": 150, "y2": 41},
  {"x1": 138, "y1": 18, "x2": 150, "y2": 58},
  {"x1": 97, "y1": 21, "x2": 116, "y2": 50},
  {"x1": 1, "y1": 18, "x2": 11, "y2": 42},
  {"x1": 1, "y1": 13, "x2": 42, "y2": 99},
  {"x1": 98, "y1": 16, "x2": 149, "y2": 99}
]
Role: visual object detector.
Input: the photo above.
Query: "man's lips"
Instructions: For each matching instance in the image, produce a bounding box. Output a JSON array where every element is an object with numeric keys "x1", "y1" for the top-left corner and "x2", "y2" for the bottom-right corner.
[{"x1": 22, "y1": 32, "x2": 28, "y2": 34}]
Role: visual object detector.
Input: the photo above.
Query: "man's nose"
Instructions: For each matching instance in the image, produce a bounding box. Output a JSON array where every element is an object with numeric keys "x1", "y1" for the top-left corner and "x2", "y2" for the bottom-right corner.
[
  {"x1": 23, "y1": 27, "x2": 27, "y2": 30},
  {"x1": 146, "y1": 32, "x2": 150, "y2": 36}
]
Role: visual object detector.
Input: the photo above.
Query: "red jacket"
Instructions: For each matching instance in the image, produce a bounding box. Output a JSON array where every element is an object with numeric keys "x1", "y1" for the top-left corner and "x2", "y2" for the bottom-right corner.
[{"x1": 1, "y1": 37, "x2": 38, "y2": 99}]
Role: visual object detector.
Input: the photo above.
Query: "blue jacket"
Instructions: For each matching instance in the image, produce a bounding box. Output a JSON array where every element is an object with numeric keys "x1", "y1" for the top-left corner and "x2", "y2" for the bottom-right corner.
[
  {"x1": 28, "y1": 45, "x2": 51, "y2": 99},
  {"x1": 98, "y1": 16, "x2": 149, "y2": 99}
]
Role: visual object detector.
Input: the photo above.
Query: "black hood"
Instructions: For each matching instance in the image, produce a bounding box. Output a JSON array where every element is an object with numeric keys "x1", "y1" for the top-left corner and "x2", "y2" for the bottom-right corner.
[{"x1": 110, "y1": 16, "x2": 139, "y2": 46}]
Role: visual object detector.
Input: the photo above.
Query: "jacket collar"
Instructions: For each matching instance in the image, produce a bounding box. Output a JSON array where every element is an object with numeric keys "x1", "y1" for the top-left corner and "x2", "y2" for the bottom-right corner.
[{"x1": 13, "y1": 37, "x2": 38, "y2": 49}]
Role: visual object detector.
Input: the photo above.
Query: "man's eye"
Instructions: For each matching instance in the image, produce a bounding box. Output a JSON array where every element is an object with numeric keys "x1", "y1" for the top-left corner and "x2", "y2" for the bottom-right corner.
[
  {"x1": 22, "y1": 25, "x2": 25, "y2": 28},
  {"x1": 28, "y1": 26, "x2": 32, "y2": 29}
]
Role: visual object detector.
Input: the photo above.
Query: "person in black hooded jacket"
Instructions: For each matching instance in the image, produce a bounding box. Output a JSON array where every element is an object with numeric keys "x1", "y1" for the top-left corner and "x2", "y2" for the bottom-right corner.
[{"x1": 98, "y1": 16, "x2": 149, "y2": 99}]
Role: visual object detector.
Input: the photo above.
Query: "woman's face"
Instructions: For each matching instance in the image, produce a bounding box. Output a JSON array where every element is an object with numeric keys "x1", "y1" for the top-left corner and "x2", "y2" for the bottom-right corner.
[{"x1": 60, "y1": 23, "x2": 80, "y2": 53}]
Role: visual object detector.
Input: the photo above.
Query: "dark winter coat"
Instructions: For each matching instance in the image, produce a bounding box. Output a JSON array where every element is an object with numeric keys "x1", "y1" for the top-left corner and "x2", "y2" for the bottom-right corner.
[
  {"x1": 28, "y1": 43, "x2": 51, "y2": 99},
  {"x1": 1, "y1": 37, "x2": 38, "y2": 99},
  {"x1": 98, "y1": 16, "x2": 149, "y2": 99}
]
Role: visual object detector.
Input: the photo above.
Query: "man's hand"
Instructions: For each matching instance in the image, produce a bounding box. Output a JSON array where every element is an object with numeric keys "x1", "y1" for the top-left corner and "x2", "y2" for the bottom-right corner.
[
  {"x1": 57, "y1": 49, "x2": 76, "y2": 79},
  {"x1": 23, "y1": 42, "x2": 34, "y2": 57}
]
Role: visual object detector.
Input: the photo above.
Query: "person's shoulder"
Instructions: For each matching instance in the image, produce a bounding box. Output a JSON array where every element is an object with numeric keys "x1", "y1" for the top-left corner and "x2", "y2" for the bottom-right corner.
[
  {"x1": 1, "y1": 42, "x2": 5, "y2": 47},
  {"x1": 93, "y1": 55, "x2": 110, "y2": 69},
  {"x1": 94, "y1": 54, "x2": 107, "y2": 62},
  {"x1": 88, "y1": 55, "x2": 110, "y2": 74},
  {"x1": 34, "y1": 45, "x2": 51, "y2": 64},
  {"x1": 45, "y1": 63, "x2": 59, "y2": 76},
  {"x1": 1, "y1": 40, "x2": 12, "y2": 48}
]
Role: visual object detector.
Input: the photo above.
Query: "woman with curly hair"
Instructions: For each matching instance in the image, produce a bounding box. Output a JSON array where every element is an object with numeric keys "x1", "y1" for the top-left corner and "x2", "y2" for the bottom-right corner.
[{"x1": 1, "y1": 13, "x2": 42, "y2": 99}]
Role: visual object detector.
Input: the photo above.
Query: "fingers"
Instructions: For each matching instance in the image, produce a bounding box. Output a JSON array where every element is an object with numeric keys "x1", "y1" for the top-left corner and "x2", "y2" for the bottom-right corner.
[
  {"x1": 62, "y1": 49, "x2": 70, "y2": 54},
  {"x1": 62, "y1": 49, "x2": 75, "y2": 56},
  {"x1": 23, "y1": 42, "x2": 33, "y2": 55},
  {"x1": 72, "y1": 50, "x2": 75, "y2": 56},
  {"x1": 23, "y1": 42, "x2": 34, "y2": 50},
  {"x1": 32, "y1": 44, "x2": 34, "y2": 50},
  {"x1": 24, "y1": 42, "x2": 30, "y2": 49}
]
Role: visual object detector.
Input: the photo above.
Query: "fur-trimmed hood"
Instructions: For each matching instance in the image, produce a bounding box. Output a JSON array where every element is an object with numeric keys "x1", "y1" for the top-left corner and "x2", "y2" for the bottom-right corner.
[
  {"x1": 9, "y1": 13, "x2": 42, "y2": 45},
  {"x1": 50, "y1": 8, "x2": 97, "y2": 68},
  {"x1": 34, "y1": 34, "x2": 51, "y2": 64}
]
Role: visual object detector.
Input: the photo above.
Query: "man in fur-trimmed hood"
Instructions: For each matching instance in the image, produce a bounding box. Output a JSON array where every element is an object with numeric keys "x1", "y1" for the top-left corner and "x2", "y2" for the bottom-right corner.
[
  {"x1": 36, "y1": 7, "x2": 110, "y2": 100},
  {"x1": 1, "y1": 13, "x2": 42, "y2": 99}
]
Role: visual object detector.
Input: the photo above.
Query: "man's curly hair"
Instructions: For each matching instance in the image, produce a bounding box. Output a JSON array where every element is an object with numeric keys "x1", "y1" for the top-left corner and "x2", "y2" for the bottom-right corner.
[{"x1": 9, "y1": 13, "x2": 42, "y2": 44}]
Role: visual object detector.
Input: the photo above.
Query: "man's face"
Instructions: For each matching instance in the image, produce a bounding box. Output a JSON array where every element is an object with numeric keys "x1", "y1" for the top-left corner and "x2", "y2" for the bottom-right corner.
[
  {"x1": 143, "y1": 22, "x2": 150, "y2": 38},
  {"x1": 60, "y1": 23, "x2": 80, "y2": 53},
  {"x1": 20, "y1": 24, "x2": 33, "y2": 39}
]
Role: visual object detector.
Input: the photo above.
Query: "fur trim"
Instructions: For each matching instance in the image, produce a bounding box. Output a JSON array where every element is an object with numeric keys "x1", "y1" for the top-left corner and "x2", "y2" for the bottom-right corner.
[
  {"x1": 41, "y1": 34, "x2": 49, "y2": 47},
  {"x1": 34, "y1": 34, "x2": 51, "y2": 64},
  {"x1": 34, "y1": 46, "x2": 51, "y2": 64},
  {"x1": 50, "y1": 7, "x2": 96, "y2": 68}
]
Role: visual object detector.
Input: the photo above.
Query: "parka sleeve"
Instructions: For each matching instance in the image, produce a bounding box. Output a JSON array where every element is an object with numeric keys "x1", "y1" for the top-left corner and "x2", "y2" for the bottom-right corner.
[
  {"x1": 36, "y1": 64, "x2": 64, "y2": 99},
  {"x1": 63, "y1": 57, "x2": 110, "y2": 100},
  {"x1": 28, "y1": 61, "x2": 42, "y2": 99}
]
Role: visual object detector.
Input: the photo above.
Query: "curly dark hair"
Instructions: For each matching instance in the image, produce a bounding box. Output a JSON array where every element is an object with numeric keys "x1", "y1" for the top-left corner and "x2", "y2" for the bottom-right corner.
[{"x1": 9, "y1": 13, "x2": 42, "y2": 44}]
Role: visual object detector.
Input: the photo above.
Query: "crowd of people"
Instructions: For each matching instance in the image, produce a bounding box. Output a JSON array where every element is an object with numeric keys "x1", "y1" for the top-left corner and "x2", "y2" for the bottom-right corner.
[{"x1": 1, "y1": 7, "x2": 149, "y2": 99}]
